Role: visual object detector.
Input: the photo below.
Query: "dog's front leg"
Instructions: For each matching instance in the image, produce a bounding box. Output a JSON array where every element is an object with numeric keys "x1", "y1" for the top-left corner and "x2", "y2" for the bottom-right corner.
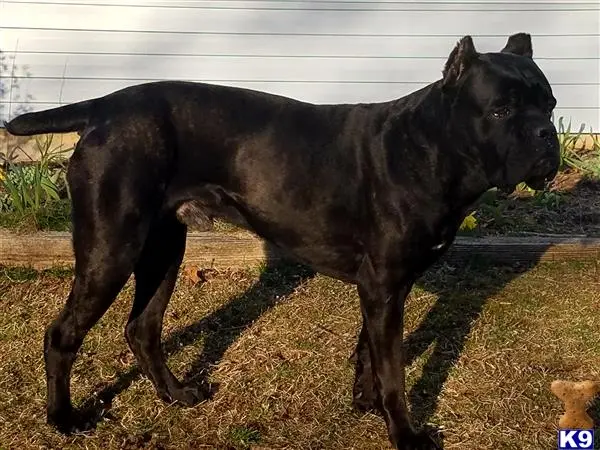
[{"x1": 357, "y1": 255, "x2": 439, "y2": 450}]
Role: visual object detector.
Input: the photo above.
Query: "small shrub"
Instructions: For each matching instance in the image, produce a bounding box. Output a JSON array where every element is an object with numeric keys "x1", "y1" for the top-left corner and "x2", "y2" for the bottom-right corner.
[
  {"x1": 0, "y1": 134, "x2": 72, "y2": 229},
  {"x1": 533, "y1": 190, "x2": 564, "y2": 209},
  {"x1": 556, "y1": 116, "x2": 588, "y2": 172},
  {"x1": 554, "y1": 116, "x2": 600, "y2": 181},
  {"x1": 583, "y1": 133, "x2": 600, "y2": 179}
]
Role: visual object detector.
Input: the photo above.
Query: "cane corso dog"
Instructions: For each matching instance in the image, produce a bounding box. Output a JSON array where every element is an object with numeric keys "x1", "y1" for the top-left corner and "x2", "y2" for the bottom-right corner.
[{"x1": 5, "y1": 33, "x2": 559, "y2": 449}]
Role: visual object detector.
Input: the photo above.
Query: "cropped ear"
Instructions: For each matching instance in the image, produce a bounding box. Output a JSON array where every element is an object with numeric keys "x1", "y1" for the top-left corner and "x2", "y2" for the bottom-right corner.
[
  {"x1": 442, "y1": 35, "x2": 478, "y2": 86},
  {"x1": 501, "y1": 32, "x2": 533, "y2": 58}
]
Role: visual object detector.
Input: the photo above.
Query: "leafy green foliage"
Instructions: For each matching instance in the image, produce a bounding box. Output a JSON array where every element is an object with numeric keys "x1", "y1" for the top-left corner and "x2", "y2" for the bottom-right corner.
[
  {"x1": 0, "y1": 135, "x2": 72, "y2": 228},
  {"x1": 556, "y1": 116, "x2": 589, "y2": 172},
  {"x1": 225, "y1": 424, "x2": 261, "y2": 448}
]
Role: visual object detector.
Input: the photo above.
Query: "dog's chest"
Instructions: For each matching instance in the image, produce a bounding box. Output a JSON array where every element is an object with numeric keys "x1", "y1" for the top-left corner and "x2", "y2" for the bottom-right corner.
[
  {"x1": 411, "y1": 222, "x2": 457, "y2": 264},
  {"x1": 430, "y1": 240, "x2": 449, "y2": 252},
  {"x1": 425, "y1": 234, "x2": 452, "y2": 258}
]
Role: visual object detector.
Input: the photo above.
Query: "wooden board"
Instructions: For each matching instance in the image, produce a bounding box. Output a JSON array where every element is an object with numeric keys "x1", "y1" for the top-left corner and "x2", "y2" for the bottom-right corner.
[
  {"x1": 446, "y1": 235, "x2": 600, "y2": 264},
  {"x1": 1, "y1": 230, "x2": 600, "y2": 270},
  {"x1": 0, "y1": 230, "x2": 278, "y2": 270}
]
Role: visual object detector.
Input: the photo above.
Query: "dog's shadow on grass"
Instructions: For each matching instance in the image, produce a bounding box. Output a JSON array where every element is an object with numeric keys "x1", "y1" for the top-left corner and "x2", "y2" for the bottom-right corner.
[
  {"x1": 405, "y1": 258, "x2": 539, "y2": 433},
  {"x1": 404, "y1": 176, "x2": 600, "y2": 435},
  {"x1": 78, "y1": 246, "x2": 315, "y2": 429}
]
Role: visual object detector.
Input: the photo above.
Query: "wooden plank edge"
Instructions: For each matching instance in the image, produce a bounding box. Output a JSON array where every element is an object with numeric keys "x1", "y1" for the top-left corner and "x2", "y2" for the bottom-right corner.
[{"x1": 1, "y1": 230, "x2": 600, "y2": 270}]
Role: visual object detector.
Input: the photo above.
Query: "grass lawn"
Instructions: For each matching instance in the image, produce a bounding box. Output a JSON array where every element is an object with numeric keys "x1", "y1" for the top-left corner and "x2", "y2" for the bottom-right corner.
[{"x1": 0, "y1": 259, "x2": 599, "y2": 449}]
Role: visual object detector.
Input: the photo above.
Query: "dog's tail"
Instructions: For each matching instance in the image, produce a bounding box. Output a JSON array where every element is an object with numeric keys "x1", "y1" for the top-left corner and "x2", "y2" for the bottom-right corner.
[{"x1": 3, "y1": 100, "x2": 93, "y2": 136}]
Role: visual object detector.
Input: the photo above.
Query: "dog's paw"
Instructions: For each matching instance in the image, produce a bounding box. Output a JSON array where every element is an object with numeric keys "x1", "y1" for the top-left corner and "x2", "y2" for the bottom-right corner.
[
  {"x1": 159, "y1": 384, "x2": 206, "y2": 407},
  {"x1": 47, "y1": 409, "x2": 91, "y2": 435},
  {"x1": 351, "y1": 390, "x2": 381, "y2": 415},
  {"x1": 174, "y1": 385, "x2": 205, "y2": 406},
  {"x1": 394, "y1": 429, "x2": 442, "y2": 450}
]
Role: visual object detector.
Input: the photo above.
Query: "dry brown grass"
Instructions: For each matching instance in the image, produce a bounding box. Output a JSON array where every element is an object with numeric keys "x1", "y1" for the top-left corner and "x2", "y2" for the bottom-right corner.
[{"x1": 0, "y1": 259, "x2": 599, "y2": 449}]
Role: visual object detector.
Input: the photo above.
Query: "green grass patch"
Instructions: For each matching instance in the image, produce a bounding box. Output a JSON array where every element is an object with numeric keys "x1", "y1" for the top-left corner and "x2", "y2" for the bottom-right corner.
[{"x1": 225, "y1": 424, "x2": 262, "y2": 449}]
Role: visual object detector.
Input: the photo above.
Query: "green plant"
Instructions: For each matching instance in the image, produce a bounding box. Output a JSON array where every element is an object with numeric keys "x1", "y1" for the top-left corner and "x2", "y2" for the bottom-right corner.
[
  {"x1": 515, "y1": 182, "x2": 535, "y2": 195},
  {"x1": 583, "y1": 133, "x2": 600, "y2": 179},
  {"x1": 533, "y1": 190, "x2": 564, "y2": 209},
  {"x1": 585, "y1": 159, "x2": 600, "y2": 180},
  {"x1": 459, "y1": 212, "x2": 478, "y2": 231},
  {"x1": 225, "y1": 424, "x2": 261, "y2": 448},
  {"x1": 0, "y1": 135, "x2": 71, "y2": 217},
  {"x1": 555, "y1": 116, "x2": 589, "y2": 172}
]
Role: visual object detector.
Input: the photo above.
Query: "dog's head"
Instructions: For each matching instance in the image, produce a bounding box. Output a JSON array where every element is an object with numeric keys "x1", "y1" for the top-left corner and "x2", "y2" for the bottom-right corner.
[{"x1": 442, "y1": 33, "x2": 560, "y2": 192}]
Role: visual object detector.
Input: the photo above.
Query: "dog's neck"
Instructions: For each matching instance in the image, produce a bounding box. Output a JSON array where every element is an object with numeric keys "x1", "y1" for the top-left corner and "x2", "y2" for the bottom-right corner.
[{"x1": 389, "y1": 80, "x2": 493, "y2": 214}]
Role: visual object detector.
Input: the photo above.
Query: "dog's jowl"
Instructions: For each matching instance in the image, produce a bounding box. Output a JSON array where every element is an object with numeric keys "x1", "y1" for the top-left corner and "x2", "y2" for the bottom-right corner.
[{"x1": 5, "y1": 33, "x2": 560, "y2": 449}]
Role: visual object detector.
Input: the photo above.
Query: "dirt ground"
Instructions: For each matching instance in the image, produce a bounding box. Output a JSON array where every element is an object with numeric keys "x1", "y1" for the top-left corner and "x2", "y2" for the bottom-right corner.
[
  {"x1": 469, "y1": 171, "x2": 600, "y2": 237},
  {"x1": 1, "y1": 259, "x2": 599, "y2": 450}
]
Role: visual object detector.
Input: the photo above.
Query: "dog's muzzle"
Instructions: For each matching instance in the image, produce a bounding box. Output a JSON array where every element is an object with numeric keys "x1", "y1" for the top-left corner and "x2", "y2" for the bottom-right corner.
[
  {"x1": 525, "y1": 146, "x2": 560, "y2": 191},
  {"x1": 525, "y1": 162, "x2": 559, "y2": 191},
  {"x1": 524, "y1": 123, "x2": 561, "y2": 191}
]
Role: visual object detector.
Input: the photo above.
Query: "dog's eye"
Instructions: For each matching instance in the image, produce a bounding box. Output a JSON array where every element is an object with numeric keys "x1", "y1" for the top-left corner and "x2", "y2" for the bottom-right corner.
[{"x1": 491, "y1": 106, "x2": 511, "y2": 119}]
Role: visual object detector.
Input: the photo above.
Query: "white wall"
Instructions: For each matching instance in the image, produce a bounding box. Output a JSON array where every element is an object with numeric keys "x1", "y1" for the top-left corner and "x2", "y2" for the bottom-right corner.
[{"x1": 1, "y1": 0, "x2": 599, "y2": 129}]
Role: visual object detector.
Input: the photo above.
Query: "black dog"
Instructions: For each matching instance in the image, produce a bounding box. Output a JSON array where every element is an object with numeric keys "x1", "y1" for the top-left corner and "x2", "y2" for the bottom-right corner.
[{"x1": 5, "y1": 33, "x2": 559, "y2": 449}]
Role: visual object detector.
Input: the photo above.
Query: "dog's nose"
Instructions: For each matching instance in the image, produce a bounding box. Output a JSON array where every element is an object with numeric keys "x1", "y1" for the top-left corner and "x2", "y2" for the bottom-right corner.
[{"x1": 536, "y1": 124, "x2": 556, "y2": 140}]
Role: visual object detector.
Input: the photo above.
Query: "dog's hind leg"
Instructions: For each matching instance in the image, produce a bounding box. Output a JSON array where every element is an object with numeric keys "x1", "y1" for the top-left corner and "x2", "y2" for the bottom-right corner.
[
  {"x1": 45, "y1": 126, "x2": 171, "y2": 433},
  {"x1": 124, "y1": 216, "x2": 203, "y2": 406},
  {"x1": 44, "y1": 219, "x2": 144, "y2": 433},
  {"x1": 351, "y1": 321, "x2": 382, "y2": 414}
]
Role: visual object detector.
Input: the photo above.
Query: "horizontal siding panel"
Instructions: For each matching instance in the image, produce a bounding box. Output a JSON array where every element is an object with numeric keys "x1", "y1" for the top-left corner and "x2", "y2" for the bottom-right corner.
[
  {"x1": 8, "y1": 54, "x2": 446, "y2": 81},
  {"x1": 3, "y1": 1, "x2": 598, "y2": 11},
  {"x1": 8, "y1": 54, "x2": 600, "y2": 85},
  {"x1": 4, "y1": 4, "x2": 599, "y2": 35},
  {"x1": 3, "y1": 30, "x2": 599, "y2": 59},
  {"x1": 7, "y1": 0, "x2": 598, "y2": 4}
]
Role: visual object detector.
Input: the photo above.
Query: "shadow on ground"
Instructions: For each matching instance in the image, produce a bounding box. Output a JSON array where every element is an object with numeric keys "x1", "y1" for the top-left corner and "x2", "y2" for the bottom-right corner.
[
  {"x1": 406, "y1": 259, "x2": 536, "y2": 432},
  {"x1": 77, "y1": 245, "x2": 315, "y2": 430},
  {"x1": 403, "y1": 176, "x2": 600, "y2": 441}
]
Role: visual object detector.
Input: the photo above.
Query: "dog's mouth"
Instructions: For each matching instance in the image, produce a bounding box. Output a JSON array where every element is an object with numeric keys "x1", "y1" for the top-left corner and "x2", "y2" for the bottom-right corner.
[
  {"x1": 526, "y1": 152, "x2": 560, "y2": 190},
  {"x1": 499, "y1": 156, "x2": 559, "y2": 194},
  {"x1": 499, "y1": 184, "x2": 517, "y2": 194},
  {"x1": 525, "y1": 135, "x2": 561, "y2": 190},
  {"x1": 525, "y1": 174, "x2": 552, "y2": 191}
]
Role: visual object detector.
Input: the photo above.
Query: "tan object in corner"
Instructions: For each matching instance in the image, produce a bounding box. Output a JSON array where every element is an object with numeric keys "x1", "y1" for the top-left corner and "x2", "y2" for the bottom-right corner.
[{"x1": 551, "y1": 380, "x2": 600, "y2": 429}]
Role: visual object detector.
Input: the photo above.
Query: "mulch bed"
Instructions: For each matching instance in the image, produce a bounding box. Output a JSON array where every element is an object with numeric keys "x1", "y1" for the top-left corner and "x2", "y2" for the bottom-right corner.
[{"x1": 466, "y1": 170, "x2": 600, "y2": 237}]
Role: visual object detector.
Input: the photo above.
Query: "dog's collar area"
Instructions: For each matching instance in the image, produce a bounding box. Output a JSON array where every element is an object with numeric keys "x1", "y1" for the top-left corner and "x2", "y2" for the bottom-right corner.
[{"x1": 431, "y1": 241, "x2": 447, "y2": 251}]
